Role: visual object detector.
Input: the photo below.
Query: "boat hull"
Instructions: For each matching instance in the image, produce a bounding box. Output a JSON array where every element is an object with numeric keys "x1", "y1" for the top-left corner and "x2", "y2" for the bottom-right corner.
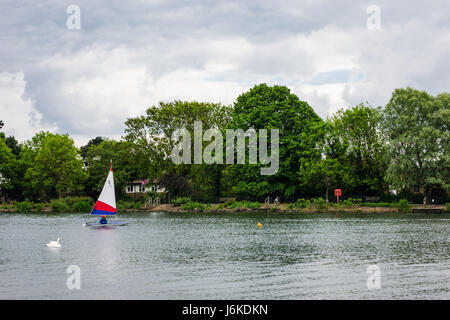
[{"x1": 84, "y1": 221, "x2": 129, "y2": 228}]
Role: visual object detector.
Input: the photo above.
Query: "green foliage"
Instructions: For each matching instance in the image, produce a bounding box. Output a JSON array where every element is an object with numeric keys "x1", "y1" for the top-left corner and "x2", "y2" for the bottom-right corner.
[
  {"x1": 16, "y1": 201, "x2": 32, "y2": 213},
  {"x1": 383, "y1": 88, "x2": 449, "y2": 204},
  {"x1": 172, "y1": 197, "x2": 191, "y2": 206},
  {"x1": 73, "y1": 201, "x2": 92, "y2": 213},
  {"x1": 124, "y1": 100, "x2": 231, "y2": 200},
  {"x1": 221, "y1": 200, "x2": 261, "y2": 210},
  {"x1": 312, "y1": 197, "x2": 327, "y2": 211},
  {"x1": 34, "y1": 203, "x2": 43, "y2": 213},
  {"x1": 183, "y1": 201, "x2": 206, "y2": 212},
  {"x1": 223, "y1": 83, "x2": 322, "y2": 199},
  {"x1": 50, "y1": 199, "x2": 71, "y2": 213},
  {"x1": 133, "y1": 202, "x2": 142, "y2": 210},
  {"x1": 396, "y1": 199, "x2": 411, "y2": 213},
  {"x1": 446, "y1": 203, "x2": 450, "y2": 212},
  {"x1": 0, "y1": 135, "x2": 16, "y2": 198},
  {"x1": 294, "y1": 198, "x2": 309, "y2": 208},
  {"x1": 245, "y1": 201, "x2": 262, "y2": 209},
  {"x1": 361, "y1": 202, "x2": 395, "y2": 208},
  {"x1": 332, "y1": 104, "x2": 387, "y2": 195},
  {"x1": 224, "y1": 200, "x2": 235, "y2": 207},
  {"x1": 117, "y1": 200, "x2": 136, "y2": 211},
  {"x1": 84, "y1": 140, "x2": 136, "y2": 201},
  {"x1": 24, "y1": 132, "x2": 86, "y2": 199},
  {"x1": 0, "y1": 85, "x2": 447, "y2": 207}
]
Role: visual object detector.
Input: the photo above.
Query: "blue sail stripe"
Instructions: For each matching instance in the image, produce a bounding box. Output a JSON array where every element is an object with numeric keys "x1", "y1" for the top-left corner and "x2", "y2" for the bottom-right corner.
[{"x1": 90, "y1": 209, "x2": 117, "y2": 215}]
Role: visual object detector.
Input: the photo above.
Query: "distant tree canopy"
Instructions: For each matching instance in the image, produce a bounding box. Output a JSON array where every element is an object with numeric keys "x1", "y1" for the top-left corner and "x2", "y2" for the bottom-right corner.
[
  {"x1": 223, "y1": 83, "x2": 323, "y2": 199},
  {"x1": 383, "y1": 88, "x2": 450, "y2": 204},
  {"x1": 0, "y1": 85, "x2": 448, "y2": 203},
  {"x1": 124, "y1": 100, "x2": 231, "y2": 200},
  {"x1": 23, "y1": 132, "x2": 86, "y2": 200}
]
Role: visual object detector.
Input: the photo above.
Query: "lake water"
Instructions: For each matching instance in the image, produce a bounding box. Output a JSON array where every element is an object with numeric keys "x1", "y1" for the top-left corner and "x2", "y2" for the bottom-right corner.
[{"x1": 0, "y1": 211, "x2": 449, "y2": 299}]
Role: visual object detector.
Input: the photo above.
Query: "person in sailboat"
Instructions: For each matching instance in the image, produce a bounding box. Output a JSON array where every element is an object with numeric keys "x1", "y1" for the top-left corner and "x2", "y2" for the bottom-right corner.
[{"x1": 99, "y1": 215, "x2": 107, "y2": 224}]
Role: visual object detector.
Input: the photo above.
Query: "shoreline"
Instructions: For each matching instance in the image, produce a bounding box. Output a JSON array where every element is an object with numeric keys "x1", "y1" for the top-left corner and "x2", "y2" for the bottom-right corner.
[{"x1": 3, "y1": 204, "x2": 446, "y2": 214}]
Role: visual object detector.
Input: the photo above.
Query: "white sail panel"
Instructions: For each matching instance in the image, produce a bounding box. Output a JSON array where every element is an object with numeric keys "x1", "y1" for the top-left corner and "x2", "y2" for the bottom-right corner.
[{"x1": 97, "y1": 169, "x2": 116, "y2": 209}]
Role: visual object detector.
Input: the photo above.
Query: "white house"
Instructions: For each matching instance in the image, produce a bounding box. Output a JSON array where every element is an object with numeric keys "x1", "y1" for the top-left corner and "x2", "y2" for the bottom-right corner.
[{"x1": 125, "y1": 179, "x2": 166, "y2": 196}]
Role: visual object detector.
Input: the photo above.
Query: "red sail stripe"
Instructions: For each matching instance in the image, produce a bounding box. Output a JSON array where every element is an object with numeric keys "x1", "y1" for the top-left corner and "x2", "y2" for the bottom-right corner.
[{"x1": 94, "y1": 200, "x2": 116, "y2": 212}]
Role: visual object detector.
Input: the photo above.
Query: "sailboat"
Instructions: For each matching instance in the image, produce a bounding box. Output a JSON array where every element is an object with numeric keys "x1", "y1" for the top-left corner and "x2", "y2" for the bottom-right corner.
[{"x1": 83, "y1": 160, "x2": 128, "y2": 228}]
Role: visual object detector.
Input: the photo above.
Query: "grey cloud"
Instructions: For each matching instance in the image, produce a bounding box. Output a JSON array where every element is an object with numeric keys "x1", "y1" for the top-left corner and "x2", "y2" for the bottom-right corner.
[{"x1": 0, "y1": 0, "x2": 449, "y2": 143}]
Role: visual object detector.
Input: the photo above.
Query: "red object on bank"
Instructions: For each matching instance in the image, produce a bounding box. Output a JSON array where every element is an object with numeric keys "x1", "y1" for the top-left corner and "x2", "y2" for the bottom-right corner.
[{"x1": 334, "y1": 189, "x2": 342, "y2": 204}]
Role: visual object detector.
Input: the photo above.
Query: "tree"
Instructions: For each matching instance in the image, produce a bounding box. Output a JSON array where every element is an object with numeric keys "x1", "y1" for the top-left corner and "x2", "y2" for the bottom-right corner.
[
  {"x1": 5, "y1": 136, "x2": 21, "y2": 156},
  {"x1": 25, "y1": 132, "x2": 86, "y2": 199},
  {"x1": 84, "y1": 139, "x2": 138, "y2": 200},
  {"x1": 383, "y1": 87, "x2": 449, "y2": 203},
  {"x1": 331, "y1": 103, "x2": 388, "y2": 195},
  {"x1": 223, "y1": 83, "x2": 322, "y2": 199},
  {"x1": 298, "y1": 119, "x2": 352, "y2": 202},
  {"x1": 80, "y1": 136, "x2": 104, "y2": 165},
  {"x1": 0, "y1": 134, "x2": 31, "y2": 201},
  {"x1": 0, "y1": 135, "x2": 15, "y2": 199},
  {"x1": 124, "y1": 100, "x2": 231, "y2": 200}
]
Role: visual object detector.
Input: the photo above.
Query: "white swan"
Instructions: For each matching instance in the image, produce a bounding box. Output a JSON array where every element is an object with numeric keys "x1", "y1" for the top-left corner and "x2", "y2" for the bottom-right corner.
[{"x1": 46, "y1": 237, "x2": 62, "y2": 248}]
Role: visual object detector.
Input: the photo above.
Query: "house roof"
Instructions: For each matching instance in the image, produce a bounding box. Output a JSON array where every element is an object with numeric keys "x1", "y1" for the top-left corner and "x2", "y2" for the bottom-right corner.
[{"x1": 129, "y1": 178, "x2": 159, "y2": 184}]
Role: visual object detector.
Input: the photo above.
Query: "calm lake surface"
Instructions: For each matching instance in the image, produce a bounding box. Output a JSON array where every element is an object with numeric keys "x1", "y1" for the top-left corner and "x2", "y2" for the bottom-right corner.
[{"x1": 0, "y1": 211, "x2": 449, "y2": 299}]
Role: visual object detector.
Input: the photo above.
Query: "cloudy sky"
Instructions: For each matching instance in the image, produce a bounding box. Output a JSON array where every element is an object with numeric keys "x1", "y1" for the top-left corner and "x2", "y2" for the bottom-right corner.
[{"x1": 0, "y1": 0, "x2": 449, "y2": 146}]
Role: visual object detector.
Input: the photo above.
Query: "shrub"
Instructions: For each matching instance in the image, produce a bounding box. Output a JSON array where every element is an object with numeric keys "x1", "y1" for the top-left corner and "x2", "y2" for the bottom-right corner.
[
  {"x1": 396, "y1": 199, "x2": 411, "y2": 213},
  {"x1": 245, "y1": 201, "x2": 261, "y2": 209},
  {"x1": 216, "y1": 203, "x2": 225, "y2": 210},
  {"x1": 224, "y1": 200, "x2": 236, "y2": 207},
  {"x1": 63, "y1": 197, "x2": 72, "y2": 206},
  {"x1": 361, "y1": 202, "x2": 394, "y2": 208},
  {"x1": 16, "y1": 201, "x2": 32, "y2": 213},
  {"x1": 117, "y1": 200, "x2": 135, "y2": 210},
  {"x1": 172, "y1": 197, "x2": 191, "y2": 206},
  {"x1": 50, "y1": 199, "x2": 71, "y2": 213},
  {"x1": 73, "y1": 201, "x2": 92, "y2": 213},
  {"x1": 295, "y1": 198, "x2": 309, "y2": 208},
  {"x1": 183, "y1": 201, "x2": 205, "y2": 212},
  {"x1": 313, "y1": 197, "x2": 328, "y2": 211},
  {"x1": 133, "y1": 202, "x2": 142, "y2": 210},
  {"x1": 34, "y1": 203, "x2": 43, "y2": 213},
  {"x1": 134, "y1": 194, "x2": 147, "y2": 203},
  {"x1": 69, "y1": 196, "x2": 92, "y2": 205},
  {"x1": 342, "y1": 199, "x2": 353, "y2": 206},
  {"x1": 446, "y1": 203, "x2": 450, "y2": 212},
  {"x1": 228, "y1": 201, "x2": 243, "y2": 209}
]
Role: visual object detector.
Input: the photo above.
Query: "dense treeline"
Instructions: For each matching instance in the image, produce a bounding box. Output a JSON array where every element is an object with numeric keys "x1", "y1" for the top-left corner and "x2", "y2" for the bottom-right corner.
[{"x1": 0, "y1": 84, "x2": 448, "y2": 204}]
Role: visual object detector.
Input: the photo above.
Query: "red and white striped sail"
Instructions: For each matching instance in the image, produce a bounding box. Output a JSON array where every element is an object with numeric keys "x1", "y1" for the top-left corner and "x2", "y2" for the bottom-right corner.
[{"x1": 90, "y1": 161, "x2": 116, "y2": 215}]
